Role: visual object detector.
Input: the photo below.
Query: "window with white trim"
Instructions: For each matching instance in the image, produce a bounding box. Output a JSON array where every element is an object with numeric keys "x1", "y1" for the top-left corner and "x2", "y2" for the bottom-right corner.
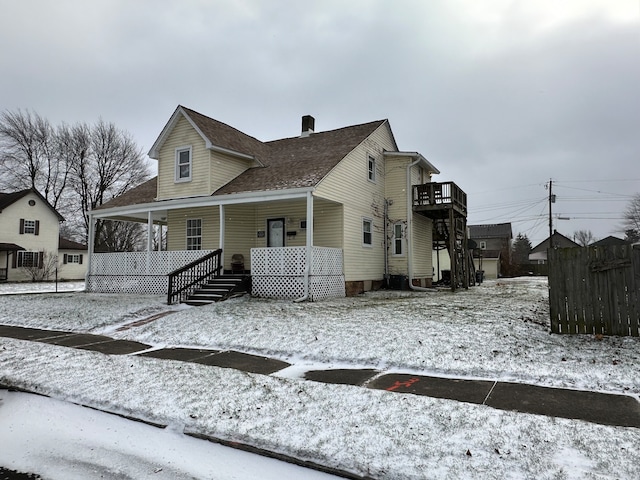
[
  {"x1": 23, "y1": 219, "x2": 36, "y2": 234},
  {"x1": 64, "y1": 254, "x2": 83, "y2": 264},
  {"x1": 393, "y1": 222, "x2": 404, "y2": 256},
  {"x1": 175, "y1": 146, "x2": 192, "y2": 182},
  {"x1": 362, "y1": 218, "x2": 373, "y2": 247},
  {"x1": 367, "y1": 155, "x2": 376, "y2": 182},
  {"x1": 186, "y1": 219, "x2": 202, "y2": 250},
  {"x1": 18, "y1": 251, "x2": 40, "y2": 268},
  {"x1": 480, "y1": 241, "x2": 487, "y2": 250}
]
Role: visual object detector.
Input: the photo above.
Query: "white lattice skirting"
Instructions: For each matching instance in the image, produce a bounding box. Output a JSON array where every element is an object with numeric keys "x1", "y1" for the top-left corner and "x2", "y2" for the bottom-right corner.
[
  {"x1": 87, "y1": 250, "x2": 214, "y2": 295},
  {"x1": 250, "y1": 247, "x2": 345, "y2": 301}
]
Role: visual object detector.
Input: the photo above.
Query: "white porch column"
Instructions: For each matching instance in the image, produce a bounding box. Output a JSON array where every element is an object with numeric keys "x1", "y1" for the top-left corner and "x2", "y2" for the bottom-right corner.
[
  {"x1": 306, "y1": 191, "x2": 314, "y2": 248},
  {"x1": 147, "y1": 211, "x2": 153, "y2": 274},
  {"x1": 219, "y1": 204, "x2": 225, "y2": 252},
  {"x1": 147, "y1": 211, "x2": 154, "y2": 251},
  {"x1": 86, "y1": 213, "x2": 96, "y2": 282}
]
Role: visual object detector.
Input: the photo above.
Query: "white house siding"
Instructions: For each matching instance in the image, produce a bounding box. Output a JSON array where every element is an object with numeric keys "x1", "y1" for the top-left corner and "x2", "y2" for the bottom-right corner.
[
  {"x1": 166, "y1": 207, "x2": 220, "y2": 252},
  {"x1": 209, "y1": 150, "x2": 252, "y2": 194},
  {"x1": 2, "y1": 191, "x2": 60, "y2": 281},
  {"x1": 223, "y1": 203, "x2": 256, "y2": 270},
  {"x1": 385, "y1": 155, "x2": 410, "y2": 276},
  {"x1": 312, "y1": 201, "x2": 343, "y2": 249},
  {"x1": 156, "y1": 116, "x2": 211, "y2": 200},
  {"x1": 57, "y1": 250, "x2": 88, "y2": 280},
  {"x1": 412, "y1": 213, "x2": 433, "y2": 278},
  {"x1": 315, "y1": 123, "x2": 396, "y2": 283}
]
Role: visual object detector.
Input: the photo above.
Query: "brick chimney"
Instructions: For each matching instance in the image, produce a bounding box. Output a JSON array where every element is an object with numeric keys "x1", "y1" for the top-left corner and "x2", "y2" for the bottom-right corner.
[{"x1": 301, "y1": 115, "x2": 315, "y2": 137}]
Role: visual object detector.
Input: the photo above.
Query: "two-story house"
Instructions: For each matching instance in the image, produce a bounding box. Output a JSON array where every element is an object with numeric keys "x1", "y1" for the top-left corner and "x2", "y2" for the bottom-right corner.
[
  {"x1": 0, "y1": 188, "x2": 87, "y2": 282},
  {"x1": 88, "y1": 106, "x2": 468, "y2": 302}
]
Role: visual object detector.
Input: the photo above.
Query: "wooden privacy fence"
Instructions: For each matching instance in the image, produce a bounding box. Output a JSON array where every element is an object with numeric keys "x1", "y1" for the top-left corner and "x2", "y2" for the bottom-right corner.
[{"x1": 548, "y1": 245, "x2": 640, "y2": 336}]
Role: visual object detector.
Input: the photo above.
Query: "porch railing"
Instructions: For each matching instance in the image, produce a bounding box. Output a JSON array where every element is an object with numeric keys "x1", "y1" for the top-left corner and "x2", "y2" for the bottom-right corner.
[
  {"x1": 413, "y1": 182, "x2": 467, "y2": 215},
  {"x1": 167, "y1": 249, "x2": 223, "y2": 305}
]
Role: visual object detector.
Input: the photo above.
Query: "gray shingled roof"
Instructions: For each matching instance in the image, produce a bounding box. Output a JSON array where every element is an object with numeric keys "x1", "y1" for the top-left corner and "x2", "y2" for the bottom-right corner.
[
  {"x1": 469, "y1": 223, "x2": 513, "y2": 239},
  {"x1": 215, "y1": 119, "x2": 388, "y2": 195},
  {"x1": 98, "y1": 108, "x2": 389, "y2": 209},
  {"x1": 59, "y1": 236, "x2": 87, "y2": 250},
  {"x1": 94, "y1": 177, "x2": 157, "y2": 210}
]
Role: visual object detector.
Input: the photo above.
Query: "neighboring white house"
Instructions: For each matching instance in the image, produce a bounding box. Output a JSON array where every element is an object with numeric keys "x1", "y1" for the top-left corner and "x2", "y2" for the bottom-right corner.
[
  {"x1": 58, "y1": 236, "x2": 88, "y2": 281},
  {"x1": 87, "y1": 106, "x2": 468, "y2": 300},
  {"x1": 0, "y1": 188, "x2": 87, "y2": 282}
]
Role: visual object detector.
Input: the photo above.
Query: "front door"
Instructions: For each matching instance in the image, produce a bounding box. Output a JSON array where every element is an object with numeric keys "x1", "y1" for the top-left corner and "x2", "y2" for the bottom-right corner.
[{"x1": 267, "y1": 218, "x2": 285, "y2": 247}]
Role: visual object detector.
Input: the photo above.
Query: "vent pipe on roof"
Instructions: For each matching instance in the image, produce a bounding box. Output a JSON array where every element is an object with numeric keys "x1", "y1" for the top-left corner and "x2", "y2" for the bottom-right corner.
[{"x1": 301, "y1": 115, "x2": 315, "y2": 137}]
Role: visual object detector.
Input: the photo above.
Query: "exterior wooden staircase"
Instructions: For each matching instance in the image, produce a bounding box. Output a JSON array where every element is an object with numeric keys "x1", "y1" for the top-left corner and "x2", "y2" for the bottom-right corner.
[{"x1": 185, "y1": 274, "x2": 250, "y2": 306}]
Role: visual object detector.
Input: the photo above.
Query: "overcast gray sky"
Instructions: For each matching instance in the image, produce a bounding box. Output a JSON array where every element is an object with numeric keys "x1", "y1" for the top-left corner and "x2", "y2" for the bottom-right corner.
[{"x1": 1, "y1": 0, "x2": 638, "y2": 245}]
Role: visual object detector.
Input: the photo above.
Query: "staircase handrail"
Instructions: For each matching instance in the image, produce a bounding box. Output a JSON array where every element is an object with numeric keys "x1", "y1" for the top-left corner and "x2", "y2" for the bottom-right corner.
[{"x1": 167, "y1": 249, "x2": 223, "y2": 304}]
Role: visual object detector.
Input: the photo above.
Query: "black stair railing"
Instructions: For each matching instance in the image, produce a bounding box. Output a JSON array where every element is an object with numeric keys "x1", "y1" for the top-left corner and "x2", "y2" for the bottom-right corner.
[{"x1": 167, "y1": 249, "x2": 223, "y2": 305}]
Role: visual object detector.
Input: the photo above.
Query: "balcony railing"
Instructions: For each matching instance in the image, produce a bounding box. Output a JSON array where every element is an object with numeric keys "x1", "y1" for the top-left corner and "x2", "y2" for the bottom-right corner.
[{"x1": 412, "y1": 182, "x2": 467, "y2": 216}]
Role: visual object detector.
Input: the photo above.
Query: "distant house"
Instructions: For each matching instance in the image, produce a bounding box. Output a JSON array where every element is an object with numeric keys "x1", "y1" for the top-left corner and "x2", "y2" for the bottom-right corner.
[
  {"x1": 529, "y1": 230, "x2": 580, "y2": 264},
  {"x1": 58, "y1": 236, "x2": 87, "y2": 281},
  {"x1": 0, "y1": 188, "x2": 87, "y2": 282},
  {"x1": 468, "y1": 223, "x2": 513, "y2": 279},
  {"x1": 589, "y1": 236, "x2": 630, "y2": 247},
  {"x1": 87, "y1": 105, "x2": 470, "y2": 301}
]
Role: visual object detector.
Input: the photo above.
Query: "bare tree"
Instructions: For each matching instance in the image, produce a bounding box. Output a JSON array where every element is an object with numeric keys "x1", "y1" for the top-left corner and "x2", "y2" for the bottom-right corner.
[
  {"x1": 0, "y1": 110, "x2": 70, "y2": 209},
  {"x1": 66, "y1": 119, "x2": 149, "y2": 248},
  {"x1": 623, "y1": 194, "x2": 640, "y2": 242},
  {"x1": 573, "y1": 229, "x2": 596, "y2": 247},
  {"x1": 1, "y1": 110, "x2": 150, "y2": 250},
  {"x1": 20, "y1": 250, "x2": 58, "y2": 281}
]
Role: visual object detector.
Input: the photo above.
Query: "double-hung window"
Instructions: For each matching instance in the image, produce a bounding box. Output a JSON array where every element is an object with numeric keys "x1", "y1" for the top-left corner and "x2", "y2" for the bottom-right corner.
[
  {"x1": 18, "y1": 251, "x2": 40, "y2": 268},
  {"x1": 20, "y1": 219, "x2": 39, "y2": 235},
  {"x1": 175, "y1": 146, "x2": 192, "y2": 182},
  {"x1": 393, "y1": 222, "x2": 404, "y2": 256},
  {"x1": 362, "y1": 218, "x2": 373, "y2": 247},
  {"x1": 186, "y1": 219, "x2": 202, "y2": 250},
  {"x1": 367, "y1": 155, "x2": 376, "y2": 182}
]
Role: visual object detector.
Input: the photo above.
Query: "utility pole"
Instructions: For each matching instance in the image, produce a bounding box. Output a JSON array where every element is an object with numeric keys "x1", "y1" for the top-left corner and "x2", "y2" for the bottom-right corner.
[{"x1": 548, "y1": 179, "x2": 556, "y2": 248}]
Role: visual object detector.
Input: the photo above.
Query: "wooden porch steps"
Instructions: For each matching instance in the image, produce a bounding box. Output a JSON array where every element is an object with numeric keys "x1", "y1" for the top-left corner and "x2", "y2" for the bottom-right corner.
[{"x1": 185, "y1": 274, "x2": 250, "y2": 306}]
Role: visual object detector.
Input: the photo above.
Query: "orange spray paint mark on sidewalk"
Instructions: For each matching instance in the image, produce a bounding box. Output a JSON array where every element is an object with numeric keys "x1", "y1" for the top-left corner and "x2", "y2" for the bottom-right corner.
[{"x1": 385, "y1": 377, "x2": 420, "y2": 391}]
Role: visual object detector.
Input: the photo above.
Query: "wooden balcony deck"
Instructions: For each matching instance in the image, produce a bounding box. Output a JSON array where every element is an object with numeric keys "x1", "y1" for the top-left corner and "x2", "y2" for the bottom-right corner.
[{"x1": 412, "y1": 182, "x2": 467, "y2": 218}]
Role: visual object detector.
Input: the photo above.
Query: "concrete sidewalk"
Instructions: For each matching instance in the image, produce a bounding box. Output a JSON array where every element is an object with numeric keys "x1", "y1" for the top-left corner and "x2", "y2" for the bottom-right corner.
[{"x1": 1, "y1": 324, "x2": 639, "y2": 428}]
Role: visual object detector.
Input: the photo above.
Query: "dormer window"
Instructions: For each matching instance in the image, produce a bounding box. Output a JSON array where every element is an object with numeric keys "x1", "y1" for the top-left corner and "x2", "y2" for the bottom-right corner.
[{"x1": 175, "y1": 146, "x2": 192, "y2": 182}]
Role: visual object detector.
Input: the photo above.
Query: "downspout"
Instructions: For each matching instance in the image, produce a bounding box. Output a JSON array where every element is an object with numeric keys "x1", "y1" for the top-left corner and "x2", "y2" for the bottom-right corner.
[
  {"x1": 406, "y1": 158, "x2": 433, "y2": 292},
  {"x1": 384, "y1": 199, "x2": 389, "y2": 285},
  {"x1": 295, "y1": 191, "x2": 314, "y2": 302}
]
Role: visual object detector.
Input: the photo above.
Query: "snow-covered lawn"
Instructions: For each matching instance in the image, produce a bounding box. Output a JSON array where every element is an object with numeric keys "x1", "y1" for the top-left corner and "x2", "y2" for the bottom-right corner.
[{"x1": 1, "y1": 277, "x2": 639, "y2": 479}]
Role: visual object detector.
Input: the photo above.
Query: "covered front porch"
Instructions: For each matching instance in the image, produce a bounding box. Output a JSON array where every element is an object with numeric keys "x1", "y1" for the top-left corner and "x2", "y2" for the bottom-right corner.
[{"x1": 86, "y1": 188, "x2": 346, "y2": 303}]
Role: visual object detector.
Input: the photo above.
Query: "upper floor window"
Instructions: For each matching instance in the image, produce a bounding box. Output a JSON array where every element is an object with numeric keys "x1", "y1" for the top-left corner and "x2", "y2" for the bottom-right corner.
[
  {"x1": 480, "y1": 241, "x2": 487, "y2": 250},
  {"x1": 367, "y1": 155, "x2": 376, "y2": 182},
  {"x1": 175, "y1": 146, "x2": 192, "y2": 182},
  {"x1": 19, "y1": 219, "x2": 39, "y2": 235},
  {"x1": 186, "y1": 218, "x2": 202, "y2": 250},
  {"x1": 362, "y1": 217, "x2": 373, "y2": 247}
]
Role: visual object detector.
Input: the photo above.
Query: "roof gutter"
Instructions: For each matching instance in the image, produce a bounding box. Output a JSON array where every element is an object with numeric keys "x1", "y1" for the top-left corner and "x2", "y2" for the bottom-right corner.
[{"x1": 90, "y1": 186, "x2": 315, "y2": 219}]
